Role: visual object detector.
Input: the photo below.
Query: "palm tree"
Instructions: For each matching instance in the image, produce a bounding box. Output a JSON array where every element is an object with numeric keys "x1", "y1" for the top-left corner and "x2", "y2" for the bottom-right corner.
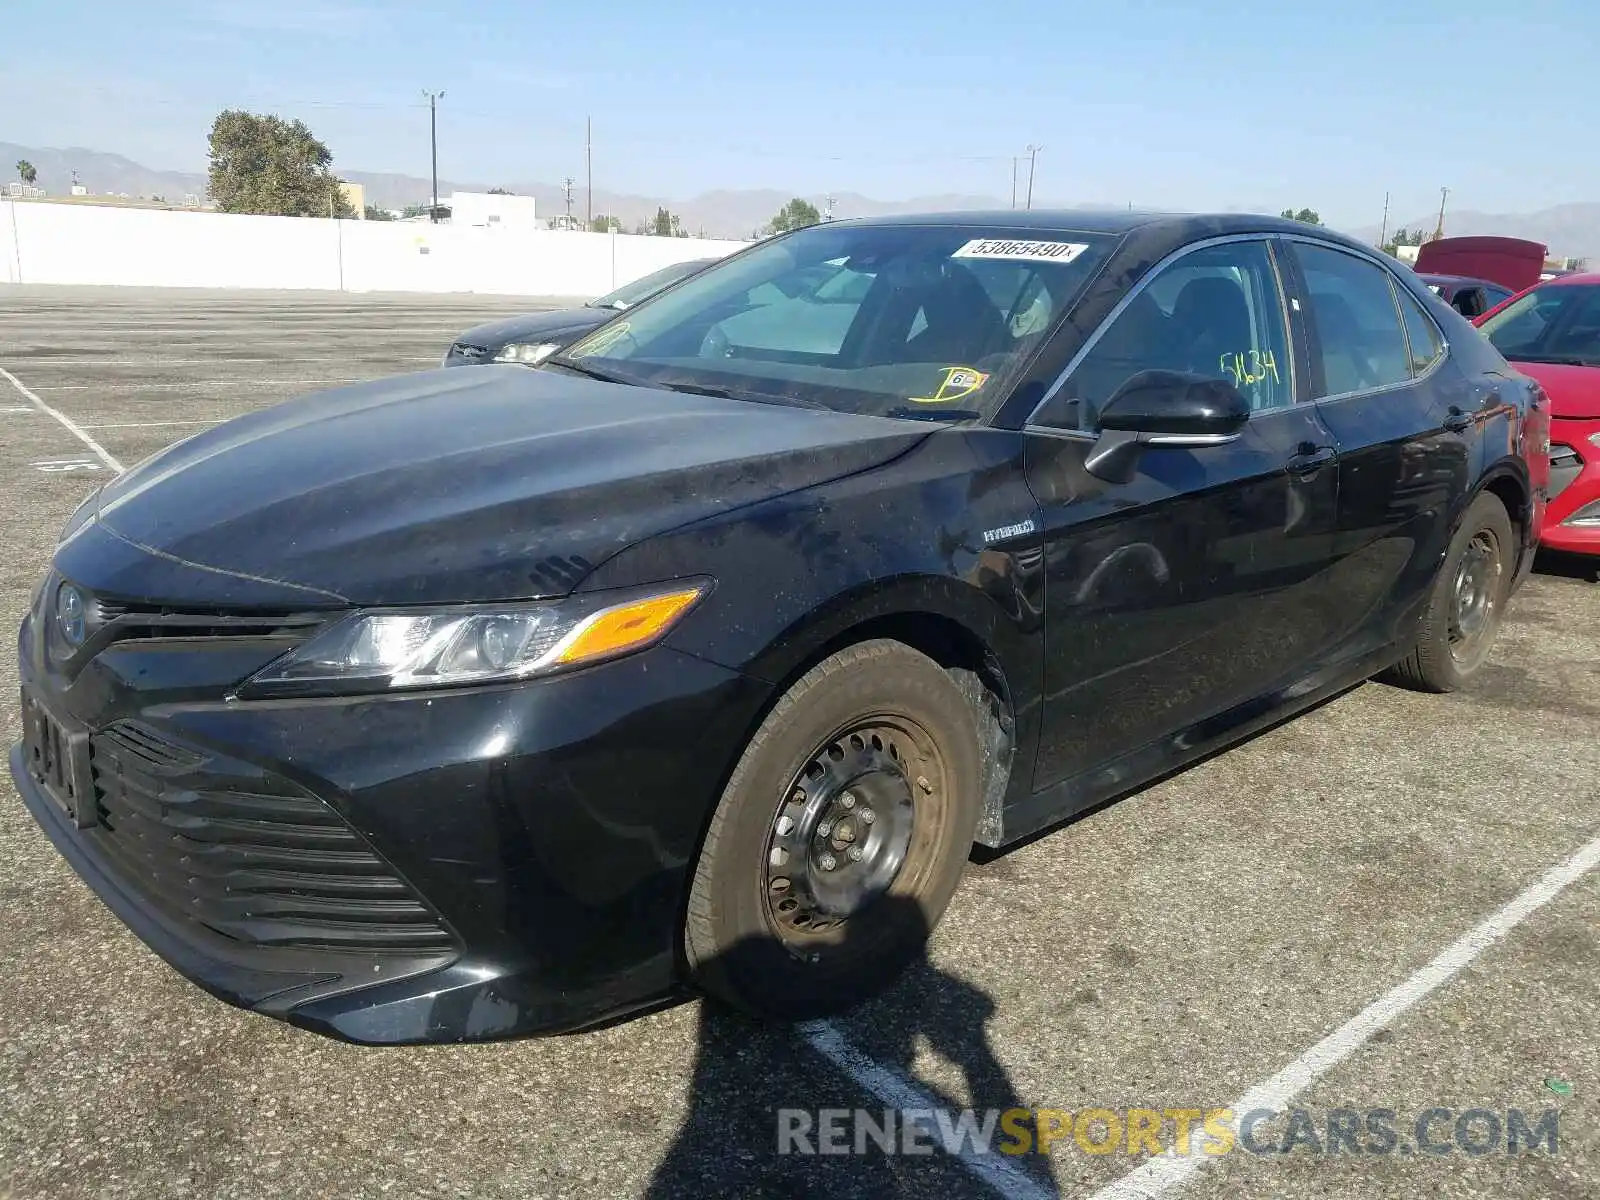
[{"x1": 16, "y1": 160, "x2": 37, "y2": 186}]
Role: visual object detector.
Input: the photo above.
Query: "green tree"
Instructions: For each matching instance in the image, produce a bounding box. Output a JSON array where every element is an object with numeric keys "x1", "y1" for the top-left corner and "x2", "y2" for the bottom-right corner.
[
  {"x1": 1381, "y1": 226, "x2": 1427, "y2": 257},
  {"x1": 15, "y1": 160, "x2": 36, "y2": 186},
  {"x1": 364, "y1": 205, "x2": 395, "y2": 221},
  {"x1": 206, "y1": 110, "x2": 354, "y2": 218},
  {"x1": 590, "y1": 214, "x2": 617, "y2": 233},
  {"x1": 1279, "y1": 208, "x2": 1322, "y2": 225},
  {"x1": 487, "y1": 186, "x2": 514, "y2": 195},
  {"x1": 650, "y1": 206, "x2": 678, "y2": 237},
  {"x1": 768, "y1": 197, "x2": 822, "y2": 234}
]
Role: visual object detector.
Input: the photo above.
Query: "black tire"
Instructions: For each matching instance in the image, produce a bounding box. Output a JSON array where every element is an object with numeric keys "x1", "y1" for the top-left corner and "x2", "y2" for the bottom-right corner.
[
  {"x1": 684, "y1": 639, "x2": 982, "y2": 1020},
  {"x1": 1383, "y1": 491, "x2": 1516, "y2": 693}
]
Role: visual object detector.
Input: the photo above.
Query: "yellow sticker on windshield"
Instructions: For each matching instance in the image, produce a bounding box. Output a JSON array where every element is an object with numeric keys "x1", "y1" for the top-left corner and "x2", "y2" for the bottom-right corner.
[
  {"x1": 572, "y1": 320, "x2": 632, "y2": 357},
  {"x1": 908, "y1": 366, "x2": 989, "y2": 405}
]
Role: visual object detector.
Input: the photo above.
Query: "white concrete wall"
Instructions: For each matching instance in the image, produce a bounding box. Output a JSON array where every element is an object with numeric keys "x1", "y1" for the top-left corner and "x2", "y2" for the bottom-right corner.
[{"x1": 0, "y1": 200, "x2": 748, "y2": 296}]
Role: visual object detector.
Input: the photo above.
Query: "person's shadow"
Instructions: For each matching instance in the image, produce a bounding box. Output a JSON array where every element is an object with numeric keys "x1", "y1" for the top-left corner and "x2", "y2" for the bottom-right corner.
[{"x1": 643, "y1": 893, "x2": 1062, "y2": 1198}]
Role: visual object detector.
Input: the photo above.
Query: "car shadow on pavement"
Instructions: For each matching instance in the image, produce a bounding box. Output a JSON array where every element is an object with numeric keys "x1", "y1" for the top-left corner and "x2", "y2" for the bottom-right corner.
[{"x1": 642, "y1": 894, "x2": 1061, "y2": 1199}]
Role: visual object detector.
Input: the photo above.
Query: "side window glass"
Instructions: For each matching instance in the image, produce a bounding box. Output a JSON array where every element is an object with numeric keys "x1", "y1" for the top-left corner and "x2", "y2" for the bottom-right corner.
[
  {"x1": 1040, "y1": 240, "x2": 1291, "y2": 430},
  {"x1": 1395, "y1": 286, "x2": 1444, "y2": 376},
  {"x1": 1294, "y1": 244, "x2": 1413, "y2": 397}
]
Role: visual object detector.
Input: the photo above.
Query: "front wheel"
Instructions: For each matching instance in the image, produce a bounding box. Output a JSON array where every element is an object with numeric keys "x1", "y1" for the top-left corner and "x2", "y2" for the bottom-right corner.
[
  {"x1": 1383, "y1": 491, "x2": 1515, "y2": 692},
  {"x1": 684, "y1": 639, "x2": 982, "y2": 1020}
]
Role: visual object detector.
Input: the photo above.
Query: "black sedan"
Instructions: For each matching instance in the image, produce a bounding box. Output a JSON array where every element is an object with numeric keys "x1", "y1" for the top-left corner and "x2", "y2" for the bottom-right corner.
[
  {"x1": 1418, "y1": 272, "x2": 1516, "y2": 319},
  {"x1": 13, "y1": 211, "x2": 1545, "y2": 1045},
  {"x1": 441, "y1": 256, "x2": 718, "y2": 366}
]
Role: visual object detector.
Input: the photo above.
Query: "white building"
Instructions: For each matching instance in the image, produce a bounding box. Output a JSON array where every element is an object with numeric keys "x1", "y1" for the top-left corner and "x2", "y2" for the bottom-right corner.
[{"x1": 446, "y1": 190, "x2": 537, "y2": 230}]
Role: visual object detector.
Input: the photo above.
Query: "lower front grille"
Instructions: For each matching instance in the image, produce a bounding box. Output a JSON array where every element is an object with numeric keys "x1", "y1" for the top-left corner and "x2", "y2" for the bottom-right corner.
[{"x1": 88, "y1": 723, "x2": 454, "y2": 956}]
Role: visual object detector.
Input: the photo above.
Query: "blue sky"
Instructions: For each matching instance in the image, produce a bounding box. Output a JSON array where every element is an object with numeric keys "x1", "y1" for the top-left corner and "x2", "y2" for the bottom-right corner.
[{"x1": 3, "y1": 0, "x2": 1596, "y2": 225}]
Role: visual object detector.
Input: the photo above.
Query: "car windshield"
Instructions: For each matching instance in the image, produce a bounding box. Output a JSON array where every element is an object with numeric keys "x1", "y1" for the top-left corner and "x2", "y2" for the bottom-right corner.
[
  {"x1": 588, "y1": 259, "x2": 711, "y2": 310},
  {"x1": 552, "y1": 223, "x2": 1118, "y2": 420},
  {"x1": 1479, "y1": 283, "x2": 1600, "y2": 367}
]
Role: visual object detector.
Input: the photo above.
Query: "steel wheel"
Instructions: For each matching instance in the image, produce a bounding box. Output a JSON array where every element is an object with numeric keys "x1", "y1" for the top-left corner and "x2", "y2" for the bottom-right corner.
[
  {"x1": 1449, "y1": 527, "x2": 1502, "y2": 664},
  {"x1": 684, "y1": 639, "x2": 983, "y2": 1020},
  {"x1": 763, "y1": 719, "x2": 931, "y2": 943}
]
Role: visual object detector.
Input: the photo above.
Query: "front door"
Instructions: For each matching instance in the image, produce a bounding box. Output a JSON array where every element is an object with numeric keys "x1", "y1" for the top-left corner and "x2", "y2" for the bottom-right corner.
[{"x1": 1023, "y1": 236, "x2": 1343, "y2": 795}]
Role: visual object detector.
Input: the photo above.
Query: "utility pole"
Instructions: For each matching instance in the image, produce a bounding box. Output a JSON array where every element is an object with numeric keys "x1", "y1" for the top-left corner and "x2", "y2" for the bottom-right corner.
[
  {"x1": 1432, "y1": 186, "x2": 1449, "y2": 242},
  {"x1": 1378, "y1": 191, "x2": 1390, "y2": 250},
  {"x1": 422, "y1": 89, "x2": 445, "y2": 222},
  {"x1": 562, "y1": 177, "x2": 575, "y2": 225},
  {"x1": 1025, "y1": 144, "x2": 1042, "y2": 210},
  {"x1": 1010, "y1": 157, "x2": 1018, "y2": 209},
  {"x1": 585, "y1": 115, "x2": 593, "y2": 228},
  {"x1": 824, "y1": 194, "x2": 835, "y2": 222}
]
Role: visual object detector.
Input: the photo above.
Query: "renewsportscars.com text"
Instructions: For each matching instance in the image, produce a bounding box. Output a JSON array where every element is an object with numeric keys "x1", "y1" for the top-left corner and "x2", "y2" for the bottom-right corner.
[{"x1": 777, "y1": 1106, "x2": 1561, "y2": 1158}]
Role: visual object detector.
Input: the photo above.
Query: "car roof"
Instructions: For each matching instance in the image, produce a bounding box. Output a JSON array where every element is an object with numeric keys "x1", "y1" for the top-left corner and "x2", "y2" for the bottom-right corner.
[
  {"x1": 1538, "y1": 271, "x2": 1600, "y2": 288},
  {"x1": 825, "y1": 208, "x2": 1382, "y2": 253},
  {"x1": 1419, "y1": 272, "x2": 1504, "y2": 288}
]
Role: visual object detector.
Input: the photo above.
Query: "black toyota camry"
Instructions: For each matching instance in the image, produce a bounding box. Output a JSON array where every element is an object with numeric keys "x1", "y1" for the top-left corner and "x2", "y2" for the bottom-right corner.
[
  {"x1": 13, "y1": 211, "x2": 1547, "y2": 1045},
  {"x1": 440, "y1": 256, "x2": 718, "y2": 366}
]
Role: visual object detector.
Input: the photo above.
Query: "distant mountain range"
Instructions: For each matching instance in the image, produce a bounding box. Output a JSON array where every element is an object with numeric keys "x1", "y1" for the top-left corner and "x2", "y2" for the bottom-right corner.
[
  {"x1": 1, "y1": 141, "x2": 1008, "y2": 238},
  {"x1": 6, "y1": 142, "x2": 1599, "y2": 257},
  {"x1": 1346, "y1": 204, "x2": 1599, "y2": 262}
]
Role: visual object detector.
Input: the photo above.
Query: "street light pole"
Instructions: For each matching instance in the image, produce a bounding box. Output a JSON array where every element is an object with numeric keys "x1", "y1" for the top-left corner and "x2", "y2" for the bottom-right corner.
[
  {"x1": 1025, "y1": 144, "x2": 1042, "y2": 210},
  {"x1": 422, "y1": 89, "x2": 445, "y2": 222},
  {"x1": 1011, "y1": 157, "x2": 1018, "y2": 209}
]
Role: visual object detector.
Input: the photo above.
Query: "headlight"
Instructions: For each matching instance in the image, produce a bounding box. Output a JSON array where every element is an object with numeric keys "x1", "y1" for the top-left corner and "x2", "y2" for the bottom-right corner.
[
  {"x1": 237, "y1": 580, "x2": 709, "y2": 698},
  {"x1": 493, "y1": 341, "x2": 563, "y2": 365}
]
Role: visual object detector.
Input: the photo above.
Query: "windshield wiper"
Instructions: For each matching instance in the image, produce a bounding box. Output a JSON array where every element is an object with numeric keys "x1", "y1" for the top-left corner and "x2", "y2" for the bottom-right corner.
[
  {"x1": 883, "y1": 406, "x2": 982, "y2": 422},
  {"x1": 543, "y1": 357, "x2": 641, "y2": 386},
  {"x1": 655, "y1": 380, "x2": 831, "y2": 409}
]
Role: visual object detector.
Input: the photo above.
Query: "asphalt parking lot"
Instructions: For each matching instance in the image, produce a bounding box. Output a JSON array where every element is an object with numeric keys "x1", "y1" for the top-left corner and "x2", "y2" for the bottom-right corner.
[{"x1": 2, "y1": 284, "x2": 1597, "y2": 1200}]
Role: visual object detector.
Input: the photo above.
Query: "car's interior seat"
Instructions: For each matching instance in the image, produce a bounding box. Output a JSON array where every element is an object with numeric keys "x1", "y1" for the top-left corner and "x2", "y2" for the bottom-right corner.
[
  {"x1": 1169, "y1": 276, "x2": 1253, "y2": 386},
  {"x1": 1311, "y1": 291, "x2": 1381, "y2": 394}
]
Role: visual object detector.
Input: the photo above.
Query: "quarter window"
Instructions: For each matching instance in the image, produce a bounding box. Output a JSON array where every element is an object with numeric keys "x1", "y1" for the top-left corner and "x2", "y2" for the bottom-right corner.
[
  {"x1": 1040, "y1": 240, "x2": 1292, "y2": 431},
  {"x1": 1395, "y1": 286, "x2": 1444, "y2": 376},
  {"x1": 1294, "y1": 244, "x2": 1413, "y2": 396}
]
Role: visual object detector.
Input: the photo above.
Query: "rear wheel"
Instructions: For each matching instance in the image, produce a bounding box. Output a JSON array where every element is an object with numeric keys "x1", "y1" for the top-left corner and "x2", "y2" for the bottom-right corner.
[
  {"x1": 684, "y1": 639, "x2": 982, "y2": 1020},
  {"x1": 1383, "y1": 492, "x2": 1515, "y2": 692}
]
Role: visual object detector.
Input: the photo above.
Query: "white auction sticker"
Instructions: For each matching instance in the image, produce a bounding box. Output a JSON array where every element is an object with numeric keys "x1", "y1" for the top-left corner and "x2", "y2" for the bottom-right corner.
[{"x1": 952, "y1": 238, "x2": 1089, "y2": 264}]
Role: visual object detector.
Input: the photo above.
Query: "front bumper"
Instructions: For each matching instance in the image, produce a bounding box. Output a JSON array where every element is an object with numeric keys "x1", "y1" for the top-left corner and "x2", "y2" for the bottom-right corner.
[
  {"x1": 14, "y1": 622, "x2": 766, "y2": 1043},
  {"x1": 1540, "y1": 417, "x2": 1600, "y2": 556}
]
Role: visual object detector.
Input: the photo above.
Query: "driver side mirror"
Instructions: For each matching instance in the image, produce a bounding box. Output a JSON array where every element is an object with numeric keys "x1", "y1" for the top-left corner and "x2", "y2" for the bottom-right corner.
[{"x1": 1086, "y1": 369, "x2": 1250, "y2": 482}]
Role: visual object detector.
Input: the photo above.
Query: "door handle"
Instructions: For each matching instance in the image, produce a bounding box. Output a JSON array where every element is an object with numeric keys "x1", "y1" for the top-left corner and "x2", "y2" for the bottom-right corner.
[
  {"x1": 1443, "y1": 406, "x2": 1474, "y2": 433},
  {"x1": 1287, "y1": 446, "x2": 1335, "y2": 475}
]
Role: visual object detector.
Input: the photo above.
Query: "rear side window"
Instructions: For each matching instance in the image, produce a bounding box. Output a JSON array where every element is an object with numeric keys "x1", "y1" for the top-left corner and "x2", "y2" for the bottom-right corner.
[
  {"x1": 1395, "y1": 286, "x2": 1444, "y2": 376},
  {"x1": 1294, "y1": 243, "x2": 1412, "y2": 396}
]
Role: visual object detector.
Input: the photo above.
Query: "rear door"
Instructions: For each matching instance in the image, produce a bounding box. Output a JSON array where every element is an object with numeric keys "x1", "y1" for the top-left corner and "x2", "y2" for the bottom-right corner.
[{"x1": 1283, "y1": 238, "x2": 1480, "y2": 659}]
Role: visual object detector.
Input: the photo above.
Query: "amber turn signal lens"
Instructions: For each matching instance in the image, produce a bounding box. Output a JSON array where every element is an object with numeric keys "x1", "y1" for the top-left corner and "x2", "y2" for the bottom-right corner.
[{"x1": 549, "y1": 586, "x2": 705, "y2": 667}]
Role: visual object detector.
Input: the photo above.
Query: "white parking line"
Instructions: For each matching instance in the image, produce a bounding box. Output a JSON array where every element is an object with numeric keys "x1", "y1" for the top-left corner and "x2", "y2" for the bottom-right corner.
[
  {"x1": 797, "y1": 829, "x2": 1600, "y2": 1200},
  {"x1": 1087, "y1": 827, "x2": 1600, "y2": 1200},
  {"x1": 802, "y1": 1021, "x2": 1057, "y2": 1200},
  {"x1": 0, "y1": 366, "x2": 124, "y2": 472},
  {"x1": 78, "y1": 420, "x2": 218, "y2": 430},
  {"x1": 32, "y1": 379, "x2": 366, "y2": 390}
]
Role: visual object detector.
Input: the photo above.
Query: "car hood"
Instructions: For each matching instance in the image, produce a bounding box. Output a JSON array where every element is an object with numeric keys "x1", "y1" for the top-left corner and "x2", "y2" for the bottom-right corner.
[
  {"x1": 454, "y1": 307, "x2": 611, "y2": 349},
  {"x1": 1508, "y1": 361, "x2": 1600, "y2": 420},
  {"x1": 80, "y1": 366, "x2": 930, "y2": 605}
]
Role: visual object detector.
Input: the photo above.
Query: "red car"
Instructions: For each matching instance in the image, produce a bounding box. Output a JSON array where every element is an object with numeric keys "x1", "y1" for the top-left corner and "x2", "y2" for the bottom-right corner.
[{"x1": 1476, "y1": 273, "x2": 1600, "y2": 556}]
